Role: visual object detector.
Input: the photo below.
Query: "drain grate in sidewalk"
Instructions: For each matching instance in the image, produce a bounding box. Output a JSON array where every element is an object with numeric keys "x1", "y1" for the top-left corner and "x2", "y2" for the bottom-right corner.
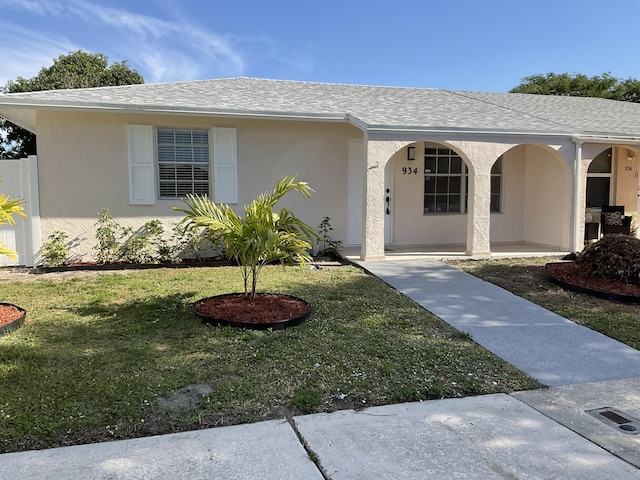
[{"x1": 586, "y1": 407, "x2": 640, "y2": 435}]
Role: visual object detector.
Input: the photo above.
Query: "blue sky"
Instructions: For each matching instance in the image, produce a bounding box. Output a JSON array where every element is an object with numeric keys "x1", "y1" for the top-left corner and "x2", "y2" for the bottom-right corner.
[{"x1": 1, "y1": 0, "x2": 639, "y2": 92}]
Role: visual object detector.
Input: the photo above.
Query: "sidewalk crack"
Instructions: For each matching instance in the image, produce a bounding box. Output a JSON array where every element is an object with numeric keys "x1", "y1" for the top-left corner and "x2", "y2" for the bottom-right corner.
[{"x1": 283, "y1": 408, "x2": 331, "y2": 480}]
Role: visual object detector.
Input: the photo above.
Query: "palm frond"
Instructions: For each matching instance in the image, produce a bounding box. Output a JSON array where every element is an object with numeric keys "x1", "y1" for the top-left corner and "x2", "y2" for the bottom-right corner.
[{"x1": 0, "y1": 194, "x2": 26, "y2": 226}]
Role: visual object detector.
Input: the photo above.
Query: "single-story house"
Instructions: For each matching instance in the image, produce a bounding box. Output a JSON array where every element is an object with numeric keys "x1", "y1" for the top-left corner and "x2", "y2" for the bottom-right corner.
[{"x1": 0, "y1": 77, "x2": 639, "y2": 266}]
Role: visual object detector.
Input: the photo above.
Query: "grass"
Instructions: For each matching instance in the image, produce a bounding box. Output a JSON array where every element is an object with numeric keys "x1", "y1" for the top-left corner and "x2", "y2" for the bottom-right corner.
[
  {"x1": 448, "y1": 256, "x2": 640, "y2": 350},
  {"x1": 0, "y1": 264, "x2": 541, "y2": 453}
]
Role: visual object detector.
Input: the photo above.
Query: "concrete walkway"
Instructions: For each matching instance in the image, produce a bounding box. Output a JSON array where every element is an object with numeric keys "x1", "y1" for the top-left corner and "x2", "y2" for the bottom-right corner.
[
  {"x1": 359, "y1": 259, "x2": 640, "y2": 387},
  {"x1": 2, "y1": 259, "x2": 640, "y2": 479}
]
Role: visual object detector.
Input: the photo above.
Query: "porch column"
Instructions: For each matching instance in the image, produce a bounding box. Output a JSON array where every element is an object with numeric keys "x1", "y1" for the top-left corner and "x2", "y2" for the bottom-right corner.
[
  {"x1": 466, "y1": 161, "x2": 492, "y2": 256},
  {"x1": 360, "y1": 142, "x2": 387, "y2": 261},
  {"x1": 571, "y1": 139, "x2": 583, "y2": 253},
  {"x1": 448, "y1": 141, "x2": 509, "y2": 256},
  {"x1": 361, "y1": 140, "x2": 410, "y2": 261}
]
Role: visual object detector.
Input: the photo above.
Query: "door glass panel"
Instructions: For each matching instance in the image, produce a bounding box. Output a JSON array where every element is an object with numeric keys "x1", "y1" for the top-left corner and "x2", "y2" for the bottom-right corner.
[{"x1": 586, "y1": 177, "x2": 610, "y2": 208}]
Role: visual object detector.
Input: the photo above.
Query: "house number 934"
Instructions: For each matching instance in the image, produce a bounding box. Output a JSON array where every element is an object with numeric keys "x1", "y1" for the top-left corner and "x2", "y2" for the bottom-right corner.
[{"x1": 402, "y1": 167, "x2": 418, "y2": 175}]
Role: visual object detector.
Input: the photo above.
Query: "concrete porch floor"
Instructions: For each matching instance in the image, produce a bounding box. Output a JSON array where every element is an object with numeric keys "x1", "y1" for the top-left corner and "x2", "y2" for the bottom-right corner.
[{"x1": 342, "y1": 243, "x2": 570, "y2": 262}]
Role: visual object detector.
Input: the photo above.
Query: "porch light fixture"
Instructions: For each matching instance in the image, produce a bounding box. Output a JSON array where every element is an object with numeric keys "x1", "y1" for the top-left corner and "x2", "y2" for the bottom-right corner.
[
  {"x1": 628, "y1": 150, "x2": 636, "y2": 161},
  {"x1": 407, "y1": 146, "x2": 416, "y2": 161}
]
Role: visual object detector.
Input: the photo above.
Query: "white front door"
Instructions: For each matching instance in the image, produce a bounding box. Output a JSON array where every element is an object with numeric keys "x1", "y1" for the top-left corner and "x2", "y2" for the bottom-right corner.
[{"x1": 384, "y1": 159, "x2": 393, "y2": 244}]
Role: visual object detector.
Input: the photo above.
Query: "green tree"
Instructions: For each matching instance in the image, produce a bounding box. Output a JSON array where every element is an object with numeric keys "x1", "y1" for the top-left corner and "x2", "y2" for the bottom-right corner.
[
  {"x1": 1, "y1": 50, "x2": 144, "y2": 159},
  {"x1": 510, "y1": 72, "x2": 640, "y2": 102},
  {"x1": 175, "y1": 176, "x2": 319, "y2": 299}
]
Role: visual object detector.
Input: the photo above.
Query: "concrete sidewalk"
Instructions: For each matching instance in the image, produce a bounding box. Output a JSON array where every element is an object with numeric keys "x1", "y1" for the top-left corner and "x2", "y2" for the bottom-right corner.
[
  {"x1": 2, "y1": 258, "x2": 639, "y2": 479},
  {"x1": 2, "y1": 391, "x2": 638, "y2": 479}
]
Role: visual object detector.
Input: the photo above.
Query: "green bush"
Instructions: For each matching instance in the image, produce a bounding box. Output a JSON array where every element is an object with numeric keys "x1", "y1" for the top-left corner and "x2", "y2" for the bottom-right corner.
[
  {"x1": 41, "y1": 231, "x2": 69, "y2": 267},
  {"x1": 93, "y1": 211, "x2": 204, "y2": 265},
  {"x1": 94, "y1": 208, "x2": 123, "y2": 264},
  {"x1": 576, "y1": 234, "x2": 640, "y2": 285}
]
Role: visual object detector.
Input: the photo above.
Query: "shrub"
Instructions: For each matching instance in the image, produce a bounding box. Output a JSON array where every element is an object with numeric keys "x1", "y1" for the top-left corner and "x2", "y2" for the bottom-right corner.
[
  {"x1": 172, "y1": 223, "x2": 214, "y2": 261},
  {"x1": 94, "y1": 208, "x2": 124, "y2": 264},
  {"x1": 316, "y1": 216, "x2": 342, "y2": 258},
  {"x1": 119, "y1": 220, "x2": 171, "y2": 264},
  {"x1": 41, "y1": 231, "x2": 69, "y2": 267},
  {"x1": 575, "y1": 234, "x2": 640, "y2": 285}
]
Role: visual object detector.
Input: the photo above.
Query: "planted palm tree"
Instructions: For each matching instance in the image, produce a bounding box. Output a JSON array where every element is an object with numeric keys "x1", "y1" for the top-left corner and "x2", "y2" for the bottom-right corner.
[
  {"x1": 175, "y1": 175, "x2": 320, "y2": 329},
  {"x1": 0, "y1": 187, "x2": 27, "y2": 335}
]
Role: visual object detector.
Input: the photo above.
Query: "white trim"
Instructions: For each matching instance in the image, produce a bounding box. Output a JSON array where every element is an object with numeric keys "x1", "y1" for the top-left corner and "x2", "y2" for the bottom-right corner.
[
  {"x1": 213, "y1": 127, "x2": 238, "y2": 203},
  {"x1": 347, "y1": 139, "x2": 365, "y2": 245},
  {"x1": 127, "y1": 125, "x2": 156, "y2": 205}
]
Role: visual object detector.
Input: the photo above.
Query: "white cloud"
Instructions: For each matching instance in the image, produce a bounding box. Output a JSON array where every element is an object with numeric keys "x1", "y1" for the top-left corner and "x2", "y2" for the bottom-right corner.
[
  {"x1": 0, "y1": 0, "x2": 247, "y2": 84},
  {"x1": 0, "y1": 22, "x2": 79, "y2": 87}
]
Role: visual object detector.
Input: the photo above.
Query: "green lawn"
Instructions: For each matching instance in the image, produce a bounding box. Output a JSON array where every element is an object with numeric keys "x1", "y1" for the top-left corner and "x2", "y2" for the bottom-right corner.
[{"x1": 0, "y1": 265, "x2": 540, "y2": 452}]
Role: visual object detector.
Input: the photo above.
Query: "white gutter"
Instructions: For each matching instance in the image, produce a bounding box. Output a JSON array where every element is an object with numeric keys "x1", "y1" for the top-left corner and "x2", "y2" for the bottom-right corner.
[{"x1": 572, "y1": 135, "x2": 640, "y2": 145}]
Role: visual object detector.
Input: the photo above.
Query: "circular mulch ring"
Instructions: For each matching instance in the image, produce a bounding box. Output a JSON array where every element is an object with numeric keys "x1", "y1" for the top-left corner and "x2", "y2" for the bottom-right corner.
[
  {"x1": 194, "y1": 293, "x2": 311, "y2": 330},
  {"x1": 545, "y1": 262, "x2": 640, "y2": 303},
  {"x1": 0, "y1": 303, "x2": 26, "y2": 335}
]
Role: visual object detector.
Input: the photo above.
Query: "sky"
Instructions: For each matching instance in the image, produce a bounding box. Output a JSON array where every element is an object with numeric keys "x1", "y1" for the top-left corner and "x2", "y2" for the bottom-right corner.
[{"x1": 1, "y1": 0, "x2": 640, "y2": 93}]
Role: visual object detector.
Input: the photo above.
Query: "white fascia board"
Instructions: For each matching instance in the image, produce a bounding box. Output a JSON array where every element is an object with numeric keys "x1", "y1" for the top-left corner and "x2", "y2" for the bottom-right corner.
[
  {"x1": 366, "y1": 124, "x2": 580, "y2": 142},
  {"x1": 0, "y1": 100, "x2": 351, "y2": 124},
  {"x1": 572, "y1": 134, "x2": 640, "y2": 145}
]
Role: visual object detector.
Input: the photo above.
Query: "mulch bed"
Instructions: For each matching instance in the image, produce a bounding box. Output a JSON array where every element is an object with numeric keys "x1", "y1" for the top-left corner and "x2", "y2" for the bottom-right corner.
[
  {"x1": 0, "y1": 304, "x2": 25, "y2": 327},
  {"x1": 545, "y1": 262, "x2": 640, "y2": 302},
  {"x1": 194, "y1": 293, "x2": 311, "y2": 330}
]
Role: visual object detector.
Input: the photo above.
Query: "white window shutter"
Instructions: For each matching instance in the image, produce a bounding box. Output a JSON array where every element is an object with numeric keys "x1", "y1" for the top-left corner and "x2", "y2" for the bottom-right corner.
[
  {"x1": 213, "y1": 127, "x2": 238, "y2": 203},
  {"x1": 127, "y1": 125, "x2": 156, "y2": 205}
]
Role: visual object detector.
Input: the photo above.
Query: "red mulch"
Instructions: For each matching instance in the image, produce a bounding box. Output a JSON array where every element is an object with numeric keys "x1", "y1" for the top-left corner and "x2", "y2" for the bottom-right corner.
[
  {"x1": 545, "y1": 262, "x2": 640, "y2": 297},
  {"x1": 195, "y1": 293, "x2": 310, "y2": 324},
  {"x1": 0, "y1": 304, "x2": 25, "y2": 328}
]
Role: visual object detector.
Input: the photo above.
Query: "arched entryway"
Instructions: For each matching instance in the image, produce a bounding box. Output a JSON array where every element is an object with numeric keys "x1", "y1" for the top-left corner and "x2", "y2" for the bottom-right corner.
[
  {"x1": 490, "y1": 144, "x2": 571, "y2": 250},
  {"x1": 389, "y1": 141, "x2": 469, "y2": 247}
]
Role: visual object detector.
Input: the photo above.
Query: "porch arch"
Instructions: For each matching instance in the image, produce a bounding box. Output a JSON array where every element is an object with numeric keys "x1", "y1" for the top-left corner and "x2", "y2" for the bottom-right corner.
[{"x1": 490, "y1": 143, "x2": 571, "y2": 251}]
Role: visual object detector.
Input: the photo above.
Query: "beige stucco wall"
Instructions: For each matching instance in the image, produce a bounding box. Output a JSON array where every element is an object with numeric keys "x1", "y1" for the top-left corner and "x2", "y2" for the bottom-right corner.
[
  {"x1": 613, "y1": 147, "x2": 639, "y2": 215},
  {"x1": 36, "y1": 110, "x2": 361, "y2": 260},
  {"x1": 521, "y1": 144, "x2": 571, "y2": 249}
]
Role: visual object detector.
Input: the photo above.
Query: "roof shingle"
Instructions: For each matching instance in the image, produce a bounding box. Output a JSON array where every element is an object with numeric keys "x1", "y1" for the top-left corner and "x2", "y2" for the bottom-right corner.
[{"x1": 1, "y1": 77, "x2": 639, "y2": 137}]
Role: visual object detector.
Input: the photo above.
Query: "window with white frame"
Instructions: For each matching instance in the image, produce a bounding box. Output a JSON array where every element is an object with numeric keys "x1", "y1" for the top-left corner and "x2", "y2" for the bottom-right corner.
[
  {"x1": 423, "y1": 143, "x2": 502, "y2": 214},
  {"x1": 157, "y1": 128, "x2": 210, "y2": 198}
]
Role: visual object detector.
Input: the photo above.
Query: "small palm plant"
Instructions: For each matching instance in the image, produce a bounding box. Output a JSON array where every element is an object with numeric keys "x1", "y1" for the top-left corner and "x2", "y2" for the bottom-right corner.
[
  {"x1": 175, "y1": 175, "x2": 319, "y2": 299},
  {"x1": 0, "y1": 191, "x2": 26, "y2": 259}
]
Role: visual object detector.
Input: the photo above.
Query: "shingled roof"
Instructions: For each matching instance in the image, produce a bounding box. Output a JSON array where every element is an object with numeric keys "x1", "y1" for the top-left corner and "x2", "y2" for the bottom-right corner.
[{"x1": 1, "y1": 77, "x2": 639, "y2": 138}]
